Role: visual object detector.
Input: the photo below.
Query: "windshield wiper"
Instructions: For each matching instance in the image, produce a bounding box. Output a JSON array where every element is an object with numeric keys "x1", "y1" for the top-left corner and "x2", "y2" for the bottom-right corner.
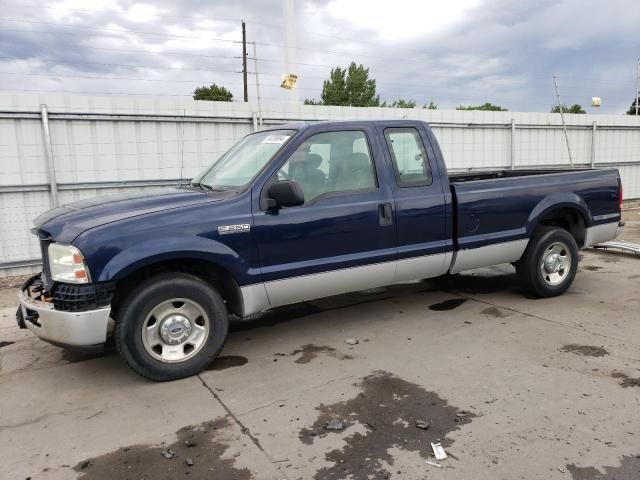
[{"x1": 190, "y1": 181, "x2": 213, "y2": 191}]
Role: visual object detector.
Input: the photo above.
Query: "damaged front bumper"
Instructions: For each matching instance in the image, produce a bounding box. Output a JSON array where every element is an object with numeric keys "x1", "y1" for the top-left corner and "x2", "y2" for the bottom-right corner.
[{"x1": 17, "y1": 275, "x2": 111, "y2": 348}]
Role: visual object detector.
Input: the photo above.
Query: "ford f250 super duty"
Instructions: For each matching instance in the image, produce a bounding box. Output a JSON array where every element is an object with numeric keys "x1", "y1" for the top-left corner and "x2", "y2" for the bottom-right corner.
[{"x1": 17, "y1": 120, "x2": 624, "y2": 381}]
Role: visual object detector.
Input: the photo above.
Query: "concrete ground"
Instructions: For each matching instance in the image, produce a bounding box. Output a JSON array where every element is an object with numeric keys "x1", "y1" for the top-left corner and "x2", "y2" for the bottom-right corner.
[{"x1": 1, "y1": 209, "x2": 639, "y2": 480}]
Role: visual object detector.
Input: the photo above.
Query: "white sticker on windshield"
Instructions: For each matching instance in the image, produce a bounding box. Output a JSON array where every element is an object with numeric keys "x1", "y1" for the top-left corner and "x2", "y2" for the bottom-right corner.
[{"x1": 262, "y1": 134, "x2": 290, "y2": 144}]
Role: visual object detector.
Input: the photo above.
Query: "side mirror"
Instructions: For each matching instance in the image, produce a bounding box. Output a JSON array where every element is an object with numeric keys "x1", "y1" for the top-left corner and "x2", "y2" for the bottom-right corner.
[{"x1": 267, "y1": 180, "x2": 304, "y2": 209}]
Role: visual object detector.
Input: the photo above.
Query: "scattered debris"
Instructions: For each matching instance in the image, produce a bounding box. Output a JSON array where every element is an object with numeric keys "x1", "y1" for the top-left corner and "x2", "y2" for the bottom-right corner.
[
  {"x1": 425, "y1": 460, "x2": 442, "y2": 468},
  {"x1": 344, "y1": 338, "x2": 359, "y2": 346},
  {"x1": 0, "y1": 341, "x2": 14, "y2": 349},
  {"x1": 325, "y1": 419, "x2": 345, "y2": 431},
  {"x1": 160, "y1": 449, "x2": 176, "y2": 459},
  {"x1": 299, "y1": 371, "x2": 474, "y2": 480},
  {"x1": 415, "y1": 420, "x2": 431, "y2": 430},
  {"x1": 558, "y1": 466, "x2": 566, "y2": 473},
  {"x1": 431, "y1": 442, "x2": 447, "y2": 460},
  {"x1": 74, "y1": 418, "x2": 251, "y2": 479}
]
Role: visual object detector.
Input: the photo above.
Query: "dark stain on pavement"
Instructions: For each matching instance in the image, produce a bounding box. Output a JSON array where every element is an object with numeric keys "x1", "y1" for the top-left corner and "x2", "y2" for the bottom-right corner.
[
  {"x1": 74, "y1": 417, "x2": 251, "y2": 480},
  {"x1": 481, "y1": 306, "x2": 510, "y2": 318},
  {"x1": 561, "y1": 344, "x2": 609, "y2": 357},
  {"x1": 611, "y1": 371, "x2": 640, "y2": 388},
  {"x1": 428, "y1": 298, "x2": 467, "y2": 311},
  {"x1": 0, "y1": 341, "x2": 14, "y2": 349},
  {"x1": 290, "y1": 344, "x2": 353, "y2": 364},
  {"x1": 568, "y1": 454, "x2": 640, "y2": 479},
  {"x1": 299, "y1": 371, "x2": 474, "y2": 480},
  {"x1": 583, "y1": 265, "x2": 603, "y2": 271},
  {"x1": 207, "y1": 355, "x2": 248, "y2": 371}
]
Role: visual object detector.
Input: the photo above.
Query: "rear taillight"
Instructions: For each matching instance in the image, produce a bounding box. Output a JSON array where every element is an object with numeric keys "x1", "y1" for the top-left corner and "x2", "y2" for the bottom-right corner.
[{"x1": 618, "y1": 179, "x2": 623, "y2": 210}]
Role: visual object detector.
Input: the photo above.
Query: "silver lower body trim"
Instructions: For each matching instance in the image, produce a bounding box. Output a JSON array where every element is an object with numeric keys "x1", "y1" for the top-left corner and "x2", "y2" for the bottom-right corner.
[
  {"x1": 240, "y1": 252, "x2": 451, "y2": 316},
  {"x1": 18, "y1": 289, "x2": 111, "y2": 347},
  {"x1": 450, "y1": 239, "x2": 529, "y2": 274},
  {"x1": 584, "y1": 221, "x2": 622, "y2": 247}
]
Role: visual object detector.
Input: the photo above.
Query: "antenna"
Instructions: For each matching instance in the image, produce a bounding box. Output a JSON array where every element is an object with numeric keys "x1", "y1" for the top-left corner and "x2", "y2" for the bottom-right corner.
[{"x1": 553, "y1": 74, "x2": 573, "y2": 168}]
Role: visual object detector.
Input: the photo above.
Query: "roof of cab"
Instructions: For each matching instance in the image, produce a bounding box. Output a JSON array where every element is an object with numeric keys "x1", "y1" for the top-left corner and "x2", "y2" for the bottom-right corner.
[{"x1": 267, "y1": 119, "x2": 427, "y2": 132}]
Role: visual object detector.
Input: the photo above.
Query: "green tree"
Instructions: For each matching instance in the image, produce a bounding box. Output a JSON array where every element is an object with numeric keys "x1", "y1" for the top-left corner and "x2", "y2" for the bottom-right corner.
[
  {"x1": 627, "y1": 97, "x2": 639, "y2": 115},
  {"x1": 423, "y1": 100, "x2": 438, "y2": 110},
  {"x1": 193, "y1": 83, "x2": 233, "y2": 101},
  {"x1": 457, "y1": 102, "x2": 507, "y2": 111},
  {"x1": 383, "y1": 99, "x2": 417, "y2": 108},
  {"x1": 551, "y1": 104, "x2": 586, "y2": 114},
  {"x1": 344, "y1": 62, "x2": 379, "y2": 106},
  {"x1": 304, "y1": 62, "x2": 379, "y2": 107}
]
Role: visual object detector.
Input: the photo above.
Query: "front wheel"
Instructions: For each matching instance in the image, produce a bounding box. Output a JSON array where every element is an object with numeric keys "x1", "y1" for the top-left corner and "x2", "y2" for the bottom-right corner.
[
  {"x1": 516, "y1": 227, "x2": 579, "y2": 298},
  {"x1": 115, "y1": 273, "x2": 229, "y2": 381}
]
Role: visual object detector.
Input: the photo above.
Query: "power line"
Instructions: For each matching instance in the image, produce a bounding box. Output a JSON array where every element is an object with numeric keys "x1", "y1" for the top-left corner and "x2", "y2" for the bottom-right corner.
[{"x1": 0, "y1": 18, "x2": 242, "y2": 43}]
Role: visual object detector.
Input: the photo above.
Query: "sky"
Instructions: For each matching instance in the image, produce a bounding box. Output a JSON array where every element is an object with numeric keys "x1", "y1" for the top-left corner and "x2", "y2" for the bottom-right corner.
[{"x1": 1, "y1": 0, "x2": 639, "y2": 113}]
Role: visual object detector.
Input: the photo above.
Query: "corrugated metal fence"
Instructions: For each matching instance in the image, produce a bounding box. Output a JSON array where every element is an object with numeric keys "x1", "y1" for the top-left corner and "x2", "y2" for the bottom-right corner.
[{"x1": 1, "y1": 92, "x2": 639, "y2": 277}]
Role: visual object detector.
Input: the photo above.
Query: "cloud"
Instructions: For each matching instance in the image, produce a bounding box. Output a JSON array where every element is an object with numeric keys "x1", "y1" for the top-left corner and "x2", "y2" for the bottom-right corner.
[{"x1": 0, "y1": 0, "x2": 638, "y2": 113}]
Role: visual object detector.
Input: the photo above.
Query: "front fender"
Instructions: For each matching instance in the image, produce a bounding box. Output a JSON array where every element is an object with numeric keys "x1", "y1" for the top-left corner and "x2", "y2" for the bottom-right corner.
[
  {"x1": 97, "y1": 235, "x2": 252, "y2": 283},
  {"x1": 527, "y1": 193, "x2": 592, "y2": 235}
]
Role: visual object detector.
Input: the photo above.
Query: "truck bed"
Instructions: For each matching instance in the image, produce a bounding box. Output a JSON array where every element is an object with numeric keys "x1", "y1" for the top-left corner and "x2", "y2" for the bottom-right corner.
[{"x1": 448, "y1": 168, "x2": 621, "y2": 273}]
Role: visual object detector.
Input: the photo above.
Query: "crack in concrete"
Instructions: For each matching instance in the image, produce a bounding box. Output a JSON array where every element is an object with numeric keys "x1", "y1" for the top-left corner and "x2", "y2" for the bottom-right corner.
[
  {"x1": 455, "y1": 293, "x2": 640, "y2": 348},
  {"x1": 196, "y1": 373, "x2": 292, "y2": 479}
]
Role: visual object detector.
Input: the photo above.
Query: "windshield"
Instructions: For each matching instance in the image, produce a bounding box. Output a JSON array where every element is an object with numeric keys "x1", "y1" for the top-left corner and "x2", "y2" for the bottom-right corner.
[{"x1": 193, "y1": 129, "x2": 295, "y2": 190}]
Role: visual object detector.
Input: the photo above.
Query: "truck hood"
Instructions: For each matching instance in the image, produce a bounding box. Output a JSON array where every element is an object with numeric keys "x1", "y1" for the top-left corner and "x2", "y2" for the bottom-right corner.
[{"x1": 34, "y1": 188, "x2": 218, "y2": 243}]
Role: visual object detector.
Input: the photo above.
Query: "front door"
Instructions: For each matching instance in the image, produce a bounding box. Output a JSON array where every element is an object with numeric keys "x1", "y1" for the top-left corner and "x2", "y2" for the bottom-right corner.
[{"x1": 252, "y1": 127, "x2": 397, "y2": 308}]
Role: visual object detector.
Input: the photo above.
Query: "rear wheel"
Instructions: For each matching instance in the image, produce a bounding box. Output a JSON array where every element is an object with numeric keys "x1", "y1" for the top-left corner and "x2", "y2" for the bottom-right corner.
[
  {"x1": 516, "y1": 227, "x2": 578, "y2": 298},
  {"x1": 115, "y1": 273, "x2": 228, "y2": 381}
]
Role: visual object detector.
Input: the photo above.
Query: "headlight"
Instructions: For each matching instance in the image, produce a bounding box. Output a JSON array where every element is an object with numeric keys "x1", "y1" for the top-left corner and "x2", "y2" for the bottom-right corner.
[{"x1": 48, "y1": 243, "x2": 90, "y2": 284}]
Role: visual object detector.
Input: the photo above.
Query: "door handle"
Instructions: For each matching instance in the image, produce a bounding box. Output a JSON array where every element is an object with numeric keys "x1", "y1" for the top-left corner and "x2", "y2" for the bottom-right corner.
[{"x1": 379, "y1": 203, "x2": 393, "y2": 226}]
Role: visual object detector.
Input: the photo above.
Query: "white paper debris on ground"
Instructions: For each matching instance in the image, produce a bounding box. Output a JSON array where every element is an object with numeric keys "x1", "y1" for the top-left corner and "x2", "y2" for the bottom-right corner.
[
  {"x1": 431, "y1": 442, "x2": 448, "y2": 460},
  {"x1": 425, "y1": 460, "x2": 442, "y2": 468}
]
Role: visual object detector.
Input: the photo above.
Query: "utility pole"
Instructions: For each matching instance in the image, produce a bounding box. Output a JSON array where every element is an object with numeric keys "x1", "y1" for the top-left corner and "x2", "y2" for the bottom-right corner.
[
  {"x1": 252, "y1": 42, "x2": 263, "y2": 125},
  {"x1": 553, "y1": 74, "x2": 573, "y2": 167},
  {"x1": 242, "y1": 21, "x2": 248, "y2": 102},
  {"x1": 636, "y1": 58, "x2": 640, "y2": 117},
  {"x1": 282, "y1": 0, "x2": 299, "y2": 103}
]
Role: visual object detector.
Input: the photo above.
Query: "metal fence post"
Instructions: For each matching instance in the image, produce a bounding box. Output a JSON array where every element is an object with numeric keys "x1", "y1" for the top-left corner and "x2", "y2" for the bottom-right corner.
[
  {"x1": 40, "y1": 104, "x2": 59, "y2": 207},
  {"x1": 510, "y1": 119, "x2": 516, "y2": 169},
  {"x1": 591, "y1": 121, "x2": 597, "y2": 168}
]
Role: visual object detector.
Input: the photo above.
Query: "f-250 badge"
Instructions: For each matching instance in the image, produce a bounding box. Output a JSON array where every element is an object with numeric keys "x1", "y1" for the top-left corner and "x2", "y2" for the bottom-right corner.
[{"x1": 218, "y1": 224, "x2": 251, "y2": 235}]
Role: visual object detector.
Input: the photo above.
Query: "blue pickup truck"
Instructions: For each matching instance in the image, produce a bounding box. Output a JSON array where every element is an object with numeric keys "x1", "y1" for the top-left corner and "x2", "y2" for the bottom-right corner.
[{"x1": 17, "y1": 120, "x2": 623, "y2": 380}]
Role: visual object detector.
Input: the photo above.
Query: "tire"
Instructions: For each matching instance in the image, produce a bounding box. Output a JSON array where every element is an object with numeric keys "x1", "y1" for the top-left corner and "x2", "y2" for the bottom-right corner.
[
  {"x1": 516, "y1": 226, "x2": 579, "y2": 298},
  {"x1": 115, "y1": 272, "x2": 229, "y2": 381}
]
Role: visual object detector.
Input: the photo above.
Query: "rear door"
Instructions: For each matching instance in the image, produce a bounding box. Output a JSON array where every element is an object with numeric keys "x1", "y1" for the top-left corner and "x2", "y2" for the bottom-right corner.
[
  {"x1": 379, "y1": 125, "x2": 451, "y2": 281},
  {"x1": 252, "y1": 125, "x2": 397, "y2": 307}
]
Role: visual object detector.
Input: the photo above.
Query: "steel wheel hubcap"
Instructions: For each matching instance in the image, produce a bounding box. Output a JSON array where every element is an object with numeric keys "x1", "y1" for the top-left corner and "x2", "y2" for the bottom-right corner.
[
  {"x1": 540, "y1": 241, "x2": 571, "y2": 286},
  {"x1": 142, "y1": 298, "x2": 209, "y2": 363}
]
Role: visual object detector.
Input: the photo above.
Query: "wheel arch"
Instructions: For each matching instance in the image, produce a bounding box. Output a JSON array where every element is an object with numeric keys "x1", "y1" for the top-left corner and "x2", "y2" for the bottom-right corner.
[
  {"x1": 527, "y1": 194, "x2": 591, "y2": 248},
  {"x1": 100, "y1": 237, "x2": 249, "y2": 318}
]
